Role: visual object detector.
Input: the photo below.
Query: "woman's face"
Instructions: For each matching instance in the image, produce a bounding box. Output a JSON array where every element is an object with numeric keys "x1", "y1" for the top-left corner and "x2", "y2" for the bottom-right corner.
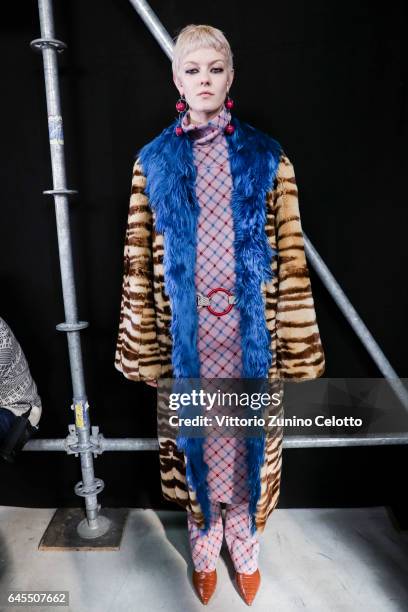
[{"x1": 173, "y1": 47, "x2": 234, "y2": 121}]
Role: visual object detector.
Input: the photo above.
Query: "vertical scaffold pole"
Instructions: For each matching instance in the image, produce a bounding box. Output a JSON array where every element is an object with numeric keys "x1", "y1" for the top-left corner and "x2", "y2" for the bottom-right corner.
[{"x1": 30, "y1": 0, "x2": 110, "y2": 538}]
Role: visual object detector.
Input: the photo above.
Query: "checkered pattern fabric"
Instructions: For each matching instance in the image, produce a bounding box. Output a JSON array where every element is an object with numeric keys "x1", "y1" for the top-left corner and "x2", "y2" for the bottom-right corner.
[
  {"x1": 182, "y1": 108, "x2": 258, "y2": 573},
  {"x1": 181, "y1": 106, "x2": 242, "y2": 379},
  {"x1": 187, "y1": 501, "x2": 223, "y2": 572},
  {"x1": 204, "y1": 435, "x2": 249, "y2": 504},
  {"x1": 181, "y1": 107, "x2": 249, "y2": 504},
  {"x1": 187, "y1": 501, "x2": 259, "y2": 573},
  {"x1": 224, "y1": 502, "x2": 260, "y2": 573}
]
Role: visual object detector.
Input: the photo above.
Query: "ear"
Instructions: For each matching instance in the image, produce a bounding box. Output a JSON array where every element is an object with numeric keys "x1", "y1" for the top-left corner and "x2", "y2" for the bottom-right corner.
[
  {"x1": 227, "y1": 68, "x2": 235, "y2": 92},
  {"x1": 173, "y1": 72, "x2": 183, "y2": 95}
]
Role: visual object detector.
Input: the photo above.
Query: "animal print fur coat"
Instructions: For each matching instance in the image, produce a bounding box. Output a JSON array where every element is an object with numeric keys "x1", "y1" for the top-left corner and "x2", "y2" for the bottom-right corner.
[{"x1": 114, "y1": 114, "x2": 326, "y2": 534}]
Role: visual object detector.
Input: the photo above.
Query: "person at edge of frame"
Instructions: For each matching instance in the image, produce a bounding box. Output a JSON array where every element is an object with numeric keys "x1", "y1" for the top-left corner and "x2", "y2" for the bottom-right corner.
[{"x1": 0, "y1": 316, "x2": 41, "y2": 461}]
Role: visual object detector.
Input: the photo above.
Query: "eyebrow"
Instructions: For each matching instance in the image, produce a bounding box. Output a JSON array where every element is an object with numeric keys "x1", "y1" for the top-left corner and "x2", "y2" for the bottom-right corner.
[{"x1": 182, "y1": 59, "x2": 225, "y2": 67}]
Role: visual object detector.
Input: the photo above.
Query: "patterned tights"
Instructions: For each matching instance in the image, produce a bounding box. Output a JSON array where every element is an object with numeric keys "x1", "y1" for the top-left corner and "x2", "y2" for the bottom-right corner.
[{"x1": 187, "y1": 500, "x2": 259, "y2": 573}]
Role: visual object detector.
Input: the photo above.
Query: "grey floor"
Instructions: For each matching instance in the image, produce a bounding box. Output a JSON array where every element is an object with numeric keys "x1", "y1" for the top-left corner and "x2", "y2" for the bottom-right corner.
[{"x1": 0, "y1": 506, "x2": 407, "y2": 612}]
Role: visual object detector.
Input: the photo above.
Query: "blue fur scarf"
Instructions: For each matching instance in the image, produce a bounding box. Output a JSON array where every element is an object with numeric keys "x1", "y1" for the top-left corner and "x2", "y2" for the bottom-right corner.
[{"x1": 138, "y1": 114, "x2": 282, "y2": 534}]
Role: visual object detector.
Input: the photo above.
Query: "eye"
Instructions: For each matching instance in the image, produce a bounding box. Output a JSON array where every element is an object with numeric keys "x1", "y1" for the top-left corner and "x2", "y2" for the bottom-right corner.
[{"x1": 184, "y1": 67, "x2": 224, "y2": 74}]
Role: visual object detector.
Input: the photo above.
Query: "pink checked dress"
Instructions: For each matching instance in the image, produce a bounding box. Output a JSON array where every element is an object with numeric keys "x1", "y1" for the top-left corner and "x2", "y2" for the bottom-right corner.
[{"x1": 181, "y1": 107, "x2": 259, "y2": 574}]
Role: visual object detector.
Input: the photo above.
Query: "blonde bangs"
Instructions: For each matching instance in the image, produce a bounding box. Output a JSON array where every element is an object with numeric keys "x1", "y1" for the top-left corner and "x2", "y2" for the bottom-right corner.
[{"x1": 172, "y1": 24, "x2": 233, "y2": 76}]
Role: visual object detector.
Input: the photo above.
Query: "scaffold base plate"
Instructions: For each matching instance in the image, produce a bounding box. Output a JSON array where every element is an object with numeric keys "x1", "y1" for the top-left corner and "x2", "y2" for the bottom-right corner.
[{"x1": 38, "y1": 507, "x2": 129, "y2": 551}]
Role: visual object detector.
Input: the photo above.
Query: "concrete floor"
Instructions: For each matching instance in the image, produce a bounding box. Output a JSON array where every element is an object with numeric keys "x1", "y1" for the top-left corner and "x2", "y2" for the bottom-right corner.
[{"x1": 0, "y1": 506, "x2": 407, "y2": 612}]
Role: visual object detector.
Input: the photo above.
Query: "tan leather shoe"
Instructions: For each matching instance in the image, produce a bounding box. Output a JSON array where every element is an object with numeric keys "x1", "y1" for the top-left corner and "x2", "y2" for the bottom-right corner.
[
  {"x1": 236, "y1": 568, "x2": 261, "y2": 606},
  {"x1": 192, "y1": 569, "x2": 217, "y2": 605}
]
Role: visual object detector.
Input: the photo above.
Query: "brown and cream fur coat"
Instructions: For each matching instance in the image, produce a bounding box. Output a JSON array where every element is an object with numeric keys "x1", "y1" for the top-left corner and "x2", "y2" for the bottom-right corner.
[{"x1": 114, "y1": 115, "x2": 325, "y2": 532}]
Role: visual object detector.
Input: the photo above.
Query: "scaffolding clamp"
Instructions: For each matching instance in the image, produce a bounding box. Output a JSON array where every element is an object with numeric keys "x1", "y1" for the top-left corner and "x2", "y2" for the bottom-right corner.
[
  {"x1": 89, "y1": 426, "x2": 105, "y2": 458},
  {"x1": 65, "y1": 424, "x2": 103, "y2": 457}
]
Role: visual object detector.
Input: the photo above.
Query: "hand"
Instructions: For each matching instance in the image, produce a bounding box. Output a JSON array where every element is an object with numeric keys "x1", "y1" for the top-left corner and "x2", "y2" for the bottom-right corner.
[{"x1": 145, "y1": 379, "x2": 158, "y2": 388}]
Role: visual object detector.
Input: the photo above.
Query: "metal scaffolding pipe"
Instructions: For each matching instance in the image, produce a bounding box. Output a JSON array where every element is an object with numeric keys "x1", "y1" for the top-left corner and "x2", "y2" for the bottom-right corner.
[
  {"x1": 31, "y1": 0, "x2": 109, "y2": 537},
  {"x1": 304, "y1": 236, "x2": 408, "y2": 410},
  {"x1": 23, "y1": 432, "x2": 408, "y2": 452},
  {"x1": 127, "y1": 0, "x2": 408, "y2": 415},
  {"x1": 127, "y1": 0, "x2": 174, "y2": 59}
]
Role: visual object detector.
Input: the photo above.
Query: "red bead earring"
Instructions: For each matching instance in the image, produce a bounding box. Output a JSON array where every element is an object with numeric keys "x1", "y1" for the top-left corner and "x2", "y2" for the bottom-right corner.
[
  {"x1": 175, "y1": 96, "x2": 187, "y2": 113},
  {"x1": 224, "y1": 93, "x2": 235, "y2": 135},
  {"x1": 225, "y1": 96, "x2": 234, "y2": 110},
  {"x1": 175, "y1": 94, "x2": 188, "y2": 136}
]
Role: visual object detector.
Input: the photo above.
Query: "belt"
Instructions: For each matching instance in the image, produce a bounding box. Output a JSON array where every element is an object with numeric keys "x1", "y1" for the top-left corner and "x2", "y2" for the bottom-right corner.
[{"x1": 196, "y1": 287, "x2": 236, "y2": 317}]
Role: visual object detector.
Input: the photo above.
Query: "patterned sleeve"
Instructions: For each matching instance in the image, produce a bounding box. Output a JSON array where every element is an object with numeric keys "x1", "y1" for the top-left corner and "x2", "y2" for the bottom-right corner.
[
  {"x1": 0, "y1": 317, "x2": 13, "y2": 381},
  {"x1": 272, "y1": 154, "x2": 326, "y2": 380},
  {"x1": 114, "y1": 158, "x2": 162, "y2": 381}
]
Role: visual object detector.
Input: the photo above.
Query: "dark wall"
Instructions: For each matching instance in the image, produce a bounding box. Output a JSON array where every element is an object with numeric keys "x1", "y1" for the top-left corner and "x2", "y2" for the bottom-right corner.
[{"x1": 0, "y1": 0, "x2": 407, "y2": 512}]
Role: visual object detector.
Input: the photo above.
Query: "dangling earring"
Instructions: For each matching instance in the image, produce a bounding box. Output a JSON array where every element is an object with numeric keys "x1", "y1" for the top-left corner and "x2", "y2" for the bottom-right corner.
[
  {"x1": 224, "y1": 92, "x2": 235, "y2": 135},
  {"x1": 175, "y1": 94, "x2": 188, "y2": 136}
]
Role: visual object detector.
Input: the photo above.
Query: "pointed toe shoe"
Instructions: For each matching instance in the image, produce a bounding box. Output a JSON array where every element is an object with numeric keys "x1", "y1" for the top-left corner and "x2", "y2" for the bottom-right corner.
[
  {"x1": 192, "y1": 568, "x2": 217, "y2": 605},
  {"x1": 236, "y1": 568, "x2": 261, "y2": 606}
]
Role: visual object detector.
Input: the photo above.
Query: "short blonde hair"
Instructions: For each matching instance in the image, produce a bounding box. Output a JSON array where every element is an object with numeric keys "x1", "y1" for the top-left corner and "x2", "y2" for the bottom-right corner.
[{"x1": 172, "y1": 24, "x2": 234, "y2": 77}]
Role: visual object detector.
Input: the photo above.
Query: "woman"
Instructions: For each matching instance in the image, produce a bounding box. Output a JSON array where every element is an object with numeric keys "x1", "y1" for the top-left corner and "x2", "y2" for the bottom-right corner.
[{"x1": 115, "y1": 24, "x2": 325, "y2": 605}]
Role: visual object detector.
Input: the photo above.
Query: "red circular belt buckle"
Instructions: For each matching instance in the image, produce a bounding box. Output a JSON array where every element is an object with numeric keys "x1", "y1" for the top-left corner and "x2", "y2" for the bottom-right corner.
[{"x1": 207, "y1": 287, "x2": 234, "y2": 317}]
